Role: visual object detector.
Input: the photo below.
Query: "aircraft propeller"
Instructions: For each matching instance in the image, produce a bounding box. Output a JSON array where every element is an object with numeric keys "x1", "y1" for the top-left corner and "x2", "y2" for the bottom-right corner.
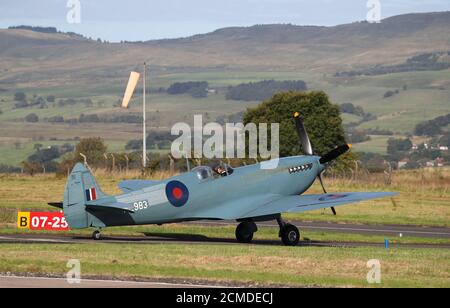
[{"x1": 293, "y1": 112, "x2": 352, "y2": 215}]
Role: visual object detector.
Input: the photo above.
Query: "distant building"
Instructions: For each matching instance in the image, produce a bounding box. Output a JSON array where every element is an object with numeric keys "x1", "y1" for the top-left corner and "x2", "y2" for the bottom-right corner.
[
  {"x1": 398, "y1": 158, "x2": 409, "y2": 169},
  {"x1": 436, "y1": 157, "x2": 445, "y2": 167},
  {"x1": 439, "y1": 146, "x2": 449, "y2": 151},
  {"x1": 425, "y1": 158, "x2": 446, "y2": 167},
  {"x1": 412, "y1": 144, "x2": 419, "y2": 151}
]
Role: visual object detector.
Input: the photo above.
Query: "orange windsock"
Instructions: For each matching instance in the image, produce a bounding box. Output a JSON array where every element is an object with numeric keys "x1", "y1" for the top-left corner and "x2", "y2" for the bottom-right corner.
[{"x1": 121, "y1": 71, "x2": 140, "y2": 108}]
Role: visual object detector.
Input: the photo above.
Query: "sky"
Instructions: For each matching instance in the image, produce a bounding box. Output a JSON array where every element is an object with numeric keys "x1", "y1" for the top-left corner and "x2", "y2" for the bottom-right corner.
[{"x1": 0, "y1": 0, "x2": 449, "y2": 42}]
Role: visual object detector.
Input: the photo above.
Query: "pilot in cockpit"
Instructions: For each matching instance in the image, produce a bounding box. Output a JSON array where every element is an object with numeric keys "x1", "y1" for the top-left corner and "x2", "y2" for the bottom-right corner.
[
  {"x1": 214, "y1": 165, "x2": 228, "y2": 177},
  {"x1": 213, "y1": 164, "x2": 234, "y2": 177}
]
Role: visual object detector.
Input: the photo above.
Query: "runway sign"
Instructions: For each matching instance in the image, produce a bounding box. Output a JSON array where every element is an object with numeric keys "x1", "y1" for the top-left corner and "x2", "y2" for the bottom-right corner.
[{"x1": 17, "y1": 212, "x2": 70, "y2": 231}]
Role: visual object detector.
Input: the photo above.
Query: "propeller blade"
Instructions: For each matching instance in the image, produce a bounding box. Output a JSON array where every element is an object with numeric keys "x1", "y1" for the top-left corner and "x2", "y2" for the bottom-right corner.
[
  {"x1": 331, "y1": 207, "x2": 337, "y2": 216},
  {"x1": 319, "y1": 144, "x2": 352, "y2": 165},
  {"x1": 121, "y1": 71, "x2": 141, "y2": 108},
  {"x1": 293, "y1": 112, "x2": 313, "y2": 155},
  {"x1": 318, "y1": 172, "x2": 327, "y2": 193},
  {"x1": 318, "y1": 173, "x2": 336, "y2": 216}
]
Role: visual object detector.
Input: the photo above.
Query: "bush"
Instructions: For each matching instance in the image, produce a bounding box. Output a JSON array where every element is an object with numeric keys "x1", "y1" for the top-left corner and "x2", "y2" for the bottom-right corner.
[
  {"x1": 14, "y1": 101, "x2": 29, "y2": 109},
  {"x1": 0, "y1": 164, "x2": 21, "y2": 173},
  {"x1": 25, "y1": 113, "x2": 39, "y2": 123},
  {"x1": 167, "y1": 81, "x2": 209, "y2": 98},
  {"x1": 14, "y1": 92, "x2": 26, "y2": 102},
  {"x1": 383, "y1": 90, "x2": 396, "y2": 99},
  {"x1": 47, "y1": 116, "x2": 64, "y2": 123}
]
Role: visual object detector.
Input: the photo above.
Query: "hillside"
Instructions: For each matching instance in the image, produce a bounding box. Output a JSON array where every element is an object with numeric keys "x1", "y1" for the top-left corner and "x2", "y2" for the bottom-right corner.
[
  {"x1": 0, "y1": 11, "x2": 449, "y2": 166},
  {"x1": 0, "y1": 11, "x2": 449, "y2": 88}
]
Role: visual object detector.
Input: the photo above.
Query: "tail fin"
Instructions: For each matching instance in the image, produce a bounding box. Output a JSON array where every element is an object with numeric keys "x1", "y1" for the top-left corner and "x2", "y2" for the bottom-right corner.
[{"x1": 63, "y1": 163, "x2": 108, "y2": 228}]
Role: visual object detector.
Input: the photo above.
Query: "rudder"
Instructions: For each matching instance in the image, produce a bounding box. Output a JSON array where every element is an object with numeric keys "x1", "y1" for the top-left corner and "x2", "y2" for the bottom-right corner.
[{"x1": 63, "y1": 163, "x2": 107, "y2": 229}]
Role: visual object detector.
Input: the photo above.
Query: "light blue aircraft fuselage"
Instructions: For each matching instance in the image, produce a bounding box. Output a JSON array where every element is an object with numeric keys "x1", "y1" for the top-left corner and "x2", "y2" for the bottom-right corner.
[{"x1": 64, "y1": 156, "x2": 324, "y2": 229}]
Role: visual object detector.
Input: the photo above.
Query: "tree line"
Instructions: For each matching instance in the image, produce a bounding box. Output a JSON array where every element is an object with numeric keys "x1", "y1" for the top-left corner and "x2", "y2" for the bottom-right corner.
[
  {"x1": 226, "y1": 80, "x2": 307, "y2": 102},
  {"x1": 336, "y1": 51, "x2": 450, "y2": 77},
  {"x1": 415, "y1": 113, "x2": 450, "y2": 136}
]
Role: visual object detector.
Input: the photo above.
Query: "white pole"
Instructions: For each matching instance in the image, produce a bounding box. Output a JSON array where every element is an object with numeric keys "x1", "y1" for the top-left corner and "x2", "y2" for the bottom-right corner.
[{"x1": 143, "y1": 62, "x2": 147, "y2": 168}]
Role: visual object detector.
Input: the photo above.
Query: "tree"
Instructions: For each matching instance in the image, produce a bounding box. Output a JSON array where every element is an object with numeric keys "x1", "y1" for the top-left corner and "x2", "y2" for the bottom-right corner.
[
  {"x1": 243, "y1": 91, "x2": 347, "y2": 157},
  {"x1": 387, "y1": 138, "x2": 412, "y2": 156},
  {"x1": 415, "y1": 113, "x2": 450, "y2": 136},
  {"x1": 28, "y1": 147, "x2": 60, "y2": 164},
  {"x1": 33, "y1": 144, "x2": 43, "y2": 151},
  {"x1": 46, "y1": 95, "x2": 56, "y2": 103},
  {"x1": 74, "y1": 137, "x2": 107, "y2": 166},
  {"x1": 439, "y1": 133, "x2": 450, "y2": 146},
  {"x1": 14, "y1": 92, "x2": 26, "y2": 102},
  {"x1": 25, "y1": 113, "x2": 39, "y2": 123},
  {"x1": 125, "y1": 139, "x2": 142, "y2": 151},
  {"x1": 383, "y1": 90, "x2": 395, "y2": 99}
]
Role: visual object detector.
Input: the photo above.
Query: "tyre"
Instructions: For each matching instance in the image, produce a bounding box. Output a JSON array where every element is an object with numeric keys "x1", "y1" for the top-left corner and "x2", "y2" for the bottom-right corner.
[
  {"x1": 280, "y1": 224, "x2": 300, "y2": 246},
  {"x1": 92, "y1": 230, "x2": 102, "y2": 240},
  {"x1": 235, "y1": 221, "x2": 256, "y2": 243}
]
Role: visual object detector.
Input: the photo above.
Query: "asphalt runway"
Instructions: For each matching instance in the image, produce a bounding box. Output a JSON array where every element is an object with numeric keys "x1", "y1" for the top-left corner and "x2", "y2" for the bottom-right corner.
[
  {"x1": 0, "y1": 276, "x2": 223, "y2": 288},
  {"x1": 0, "y1": 220, "x2": 449, "y2": 248},
  {"x1": 190, "y1": 220, "x2": 450, "y2": 239},
  {"x1": 0, "y1": 227, "x2": 449, "y2": 249}
]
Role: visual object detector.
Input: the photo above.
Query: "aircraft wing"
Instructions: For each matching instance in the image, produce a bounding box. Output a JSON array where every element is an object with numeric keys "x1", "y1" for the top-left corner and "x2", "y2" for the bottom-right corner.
[
  {"x1": 241, "y1": 192, "x2": 397, "y2": 219},
  {"x1": 118, "y1": 180, "x2": 162, "y2": 193}
]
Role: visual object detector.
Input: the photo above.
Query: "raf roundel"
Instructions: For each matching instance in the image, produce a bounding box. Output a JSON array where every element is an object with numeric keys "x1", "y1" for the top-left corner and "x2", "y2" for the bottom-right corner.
[{"x1": 165, "y1": 181, "x2": 189, "y2": 207}]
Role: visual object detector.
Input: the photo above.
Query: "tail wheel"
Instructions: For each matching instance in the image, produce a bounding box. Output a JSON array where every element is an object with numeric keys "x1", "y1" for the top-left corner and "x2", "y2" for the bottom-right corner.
[
  {"x1": 280, "y1": 224, "x2": 300, "y2": 246},
  {"x1": 236, "y1": 221, "x2": 257, "y2": 243},
  {"x1": 92, "y1": 230, "x2": 102, "y2": 241}
]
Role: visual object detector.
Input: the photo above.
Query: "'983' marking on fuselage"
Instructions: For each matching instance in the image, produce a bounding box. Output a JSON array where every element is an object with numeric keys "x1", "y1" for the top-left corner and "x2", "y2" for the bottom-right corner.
[{"x1": 133, "y1": 200, "x2": 149, "y2": 212}]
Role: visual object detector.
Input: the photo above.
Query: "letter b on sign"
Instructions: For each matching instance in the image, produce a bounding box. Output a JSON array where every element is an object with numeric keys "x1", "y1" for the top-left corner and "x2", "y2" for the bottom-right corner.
[{"x1": 17, "y1": 212, "x2": 30, "y2": 229}]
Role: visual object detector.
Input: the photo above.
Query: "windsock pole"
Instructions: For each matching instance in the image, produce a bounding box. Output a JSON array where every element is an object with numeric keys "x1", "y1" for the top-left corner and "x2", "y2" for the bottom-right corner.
[{"x1": 143, "y1": 62, "x2": 147, "y2": 168}]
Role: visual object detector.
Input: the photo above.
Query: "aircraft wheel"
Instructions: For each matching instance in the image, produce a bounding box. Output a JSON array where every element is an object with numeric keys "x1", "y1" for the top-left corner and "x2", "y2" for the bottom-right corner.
[
  {"x1": 280, "y1": 224, "x2": 300, "y2": 246},
  {"x1": 92, "y1": 230, "x2": 102, "y2": 241},
  {"x1": 235, "y1": 221, "x2": 257, "y2": 243}
]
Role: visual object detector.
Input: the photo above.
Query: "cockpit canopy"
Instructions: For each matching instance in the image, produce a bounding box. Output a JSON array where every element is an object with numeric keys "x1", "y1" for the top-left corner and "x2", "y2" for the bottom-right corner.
[{"x1": 192, "y1": 166, "x2": 214, "y2": 181}]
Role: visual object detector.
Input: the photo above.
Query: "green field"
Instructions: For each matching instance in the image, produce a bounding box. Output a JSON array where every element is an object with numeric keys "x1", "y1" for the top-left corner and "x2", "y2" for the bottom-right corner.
[
  {"x1": 0, "y1": 68, "x2": 449, "y2": 166},
  {"x1": 0, "y1": 243, "x2": 448, "y2": 287}
]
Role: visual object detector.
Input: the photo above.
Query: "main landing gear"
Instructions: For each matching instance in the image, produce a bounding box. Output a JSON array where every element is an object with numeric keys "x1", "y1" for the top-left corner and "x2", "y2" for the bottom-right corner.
[
  {"x1": 276, "y1": 216, "x2": 300, "y2": 246},
  {"x1": 235, "y1": 221, "x2": 257, "y2": 243},
  {"x1": 235, "y1": 216, "x2": 300, "y2": 246}
]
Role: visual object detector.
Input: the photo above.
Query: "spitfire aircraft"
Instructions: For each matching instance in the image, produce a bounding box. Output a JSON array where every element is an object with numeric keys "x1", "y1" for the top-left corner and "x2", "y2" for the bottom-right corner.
[{"x1": 50, "y1": 113, "x2": 396, "y2": 246}]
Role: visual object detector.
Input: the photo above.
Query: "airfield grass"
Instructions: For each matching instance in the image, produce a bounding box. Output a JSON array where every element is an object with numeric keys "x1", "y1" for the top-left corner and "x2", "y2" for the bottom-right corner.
[
  {"x1": 0, "y1": 242, "x2": 448, "y2": 287},
  {"x1": 0, "y1": 169, "x2": 449, "y2": 287}
]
